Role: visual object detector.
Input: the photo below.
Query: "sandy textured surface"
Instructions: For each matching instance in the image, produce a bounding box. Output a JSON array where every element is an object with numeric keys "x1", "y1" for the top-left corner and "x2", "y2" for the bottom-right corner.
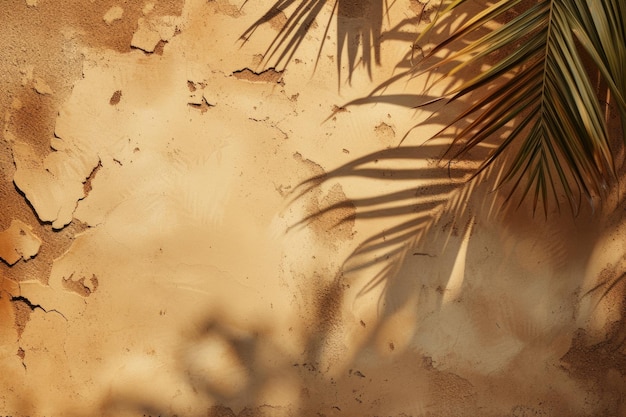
[{"x1": 1, "y1": 0, "x2": 626, "y2": 416}]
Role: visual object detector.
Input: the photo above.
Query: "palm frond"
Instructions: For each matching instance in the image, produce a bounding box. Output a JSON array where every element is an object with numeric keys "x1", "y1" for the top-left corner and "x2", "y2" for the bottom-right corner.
[{"x1": 416, "y1": 0, "x2": 626, "y2": 215}]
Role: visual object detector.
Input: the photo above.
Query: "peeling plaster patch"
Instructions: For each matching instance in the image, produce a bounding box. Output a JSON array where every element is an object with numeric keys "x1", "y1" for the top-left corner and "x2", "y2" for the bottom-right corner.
[
  {"x1": 12, "y1": 139, "x2": 100, "y2": 229},
  {"x1": 186, "y1": 81, "x2": 201, "y2": 100},
  {"x1": 10, "y1": 294, "x2": 66, "y2": 340},
  {"x1": 409, "y1": 0, "x2": 433, "y2": 23},
  {"x1": 103, "y1": 6, "x2": 124, "y2": 25},
  {"x1": 374, "y1": 121, "x2": 396, "y2": 147},
  {"x1": 62, "y1": 273, "x2": 99, "y2": 297},
  {"x1": 12, "y1": 298, "x2": 32, "y2": 338},
  {"x1": 32, "y1": 77, "x2": 54, "y2": 96},
  {"x1": 290, "y1": 153, "x2": 355, "y2": 245},
  {"x1": 13, "y1": 161, "x2": 87, "y2": 229},
  {"x1": 19, "y1": 280, "x2": 81, "y2": 319},
  {"x1": 25, "y1": 0, "x2": 37, "y2": 7},
  {"x1": 202, "y1": 91, "x2": 217, "y2": 107},
  {"x1": 153, "y1": 40, "x2": 168, "y2": 55},
  {"x1": 187, "y1": 82, "x2": 215, "y2": 112},
  {"x1": 233, "y1": 68, "x2": 284, "y2": 84},
  {"x1": 83, "y1": 160, "x2": 102, "y2": 196},
  {"x1": 214, "y1": 0, "x2": 244, "y2": 18},
  {"x1": 252, "y1": 54, "x2": 264, "y2": 67},
  {"x1": 268, "y1": 11, "x2": 288, "y2": 31},
  {"x1": 315, "y1": 183, "x2": 356, "y2": 242},
  {"x1": 109, "y1": 90, "x2": 122, "y2": 105},
  {"x1": 187, "y1": 81, "x2": 216, "y2": 112},
  {"x1": 131, "y1": 21, "x2": 162, "y2": 52},
  {"x1": 0, "y1": 220, "x2": 42, "y2": 265},
  {"x1": 131, "y1": 16, "x2": 181, "y2": 53},
  {"x1": 293, "y1": 152, "x2": 325, "y2": 177},
  {"x1": 374, "y1": 122, "x2": 395, "y2": 137}
]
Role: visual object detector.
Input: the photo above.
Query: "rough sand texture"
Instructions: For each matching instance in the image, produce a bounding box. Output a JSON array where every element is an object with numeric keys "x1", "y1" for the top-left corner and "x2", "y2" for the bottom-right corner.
[{"x1": 1, "y1": 0, "x2": 626, "y2": 416}]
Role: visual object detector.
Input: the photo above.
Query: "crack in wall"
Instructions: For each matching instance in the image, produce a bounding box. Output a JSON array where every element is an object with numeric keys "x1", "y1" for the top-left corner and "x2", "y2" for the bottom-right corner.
[
  {"x1": 232, "y1": 67, "x2": 284, "y2": 84},
  {"x1": 82, "y1": 159, "x2": 102, "y2": 197},
  {"x1": 187, "y1": 97, "x2": 215, "y2": 113},
  {"x1": 16, "y1": 346, "x2": 26, "y2": 370},
  {"x1": 11, "y1": 294, "x2": 67, "y2": 324}
]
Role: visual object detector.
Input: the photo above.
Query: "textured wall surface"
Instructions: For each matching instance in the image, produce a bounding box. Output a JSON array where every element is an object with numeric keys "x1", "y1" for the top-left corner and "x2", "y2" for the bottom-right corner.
[{"x1": 1, "y1": 1, "x2": 626, "y2": 416}]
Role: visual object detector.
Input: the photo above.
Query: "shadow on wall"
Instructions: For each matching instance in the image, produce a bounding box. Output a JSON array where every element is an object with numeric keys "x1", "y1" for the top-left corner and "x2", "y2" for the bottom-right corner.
[
  {"x1": 98, "y1": 1, "x2": 626, "y2": 415},
  {"x1": 287, "y1": 141, "x2": 487, "y2": 299},
  {"x1": 240, "y1": 0, "x2": 433, "y2": 86},
  {"x1": 93, "y1": 135, "x2": 540, "y2": 416},
  {"x1": 237, "y1": 0, "x2": 626, "y2": 415},
  {"x1": 96, "y1": 133, "x2": 624, "y2": 416}
]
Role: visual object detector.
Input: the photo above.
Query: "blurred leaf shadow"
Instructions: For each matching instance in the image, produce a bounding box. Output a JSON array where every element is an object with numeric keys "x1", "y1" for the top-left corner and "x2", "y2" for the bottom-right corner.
[{"x1": 98, "y1": 140, "x2": 505, "y2": 417}]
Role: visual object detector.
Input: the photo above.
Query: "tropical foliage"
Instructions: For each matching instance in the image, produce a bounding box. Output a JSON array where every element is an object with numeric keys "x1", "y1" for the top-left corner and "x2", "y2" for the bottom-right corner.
[
  {"x1": 246, "y1": 0, "x2": 626, "y2": 214},
  {"x1": 412, "y1": 0, "x2": 626, "y2": 214}
]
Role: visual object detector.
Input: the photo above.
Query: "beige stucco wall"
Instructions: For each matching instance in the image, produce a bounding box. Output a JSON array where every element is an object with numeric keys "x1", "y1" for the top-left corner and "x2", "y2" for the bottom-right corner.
[{"x1": 1, "y1": 1, "x2": 625, "y2": 416}]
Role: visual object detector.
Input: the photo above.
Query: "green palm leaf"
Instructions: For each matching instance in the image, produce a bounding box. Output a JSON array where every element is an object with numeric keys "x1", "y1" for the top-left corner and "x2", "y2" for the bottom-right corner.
[{"x1": 417, "y1": 0, "x2": 626, "y2": 215}]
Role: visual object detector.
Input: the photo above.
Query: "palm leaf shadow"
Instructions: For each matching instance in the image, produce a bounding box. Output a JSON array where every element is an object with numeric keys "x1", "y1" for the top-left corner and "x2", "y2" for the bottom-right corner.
[
  {"x1": 287, "y1": 141, "x2": 500, "y2": 301},
  {"x1": 414, "y1": 0, "x2": 626, "y2": 214},
  {"x1": 241, "y1": 0, "x2": 395, "y2": 85},
  {"x1": 242, "y1": 0, "x2": 626, "y2": 215},
  {"x1": 333, "y1": 0, "x2": 626, "y2": 217}
]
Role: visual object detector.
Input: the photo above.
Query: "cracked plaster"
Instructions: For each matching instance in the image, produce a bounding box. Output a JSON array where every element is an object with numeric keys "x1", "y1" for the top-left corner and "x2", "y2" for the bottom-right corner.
[
  {"x1": 1, "y1": 0, "x2": 626, "y2": 416},
  {"x1": 0, "y1": 220, "x2": 41, "y2": 265}
]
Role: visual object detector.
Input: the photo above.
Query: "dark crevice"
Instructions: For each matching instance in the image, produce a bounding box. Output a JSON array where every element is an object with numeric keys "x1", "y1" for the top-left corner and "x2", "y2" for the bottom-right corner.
[
  {"x1": 232, "y1": 67, "x2": 284, "y2": 84},
  {"x1": 17, "y1": 347, "x2": 26, "y2": 370},
  {"x1": 10, "y1": 295, "x2": 67, "y2": 320},
  {"x1": 12, "y1": 182, "x2": 48, "y2": 227},
  {"x1": 187, "y1": 98, "x2": 215, "y2": 113},
  {"x1": 11, "y1": 295, "x2": 44, "y2": 312},
  {"x1": 83, "y1": 159, "x2": 102, "y2": 197}
]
